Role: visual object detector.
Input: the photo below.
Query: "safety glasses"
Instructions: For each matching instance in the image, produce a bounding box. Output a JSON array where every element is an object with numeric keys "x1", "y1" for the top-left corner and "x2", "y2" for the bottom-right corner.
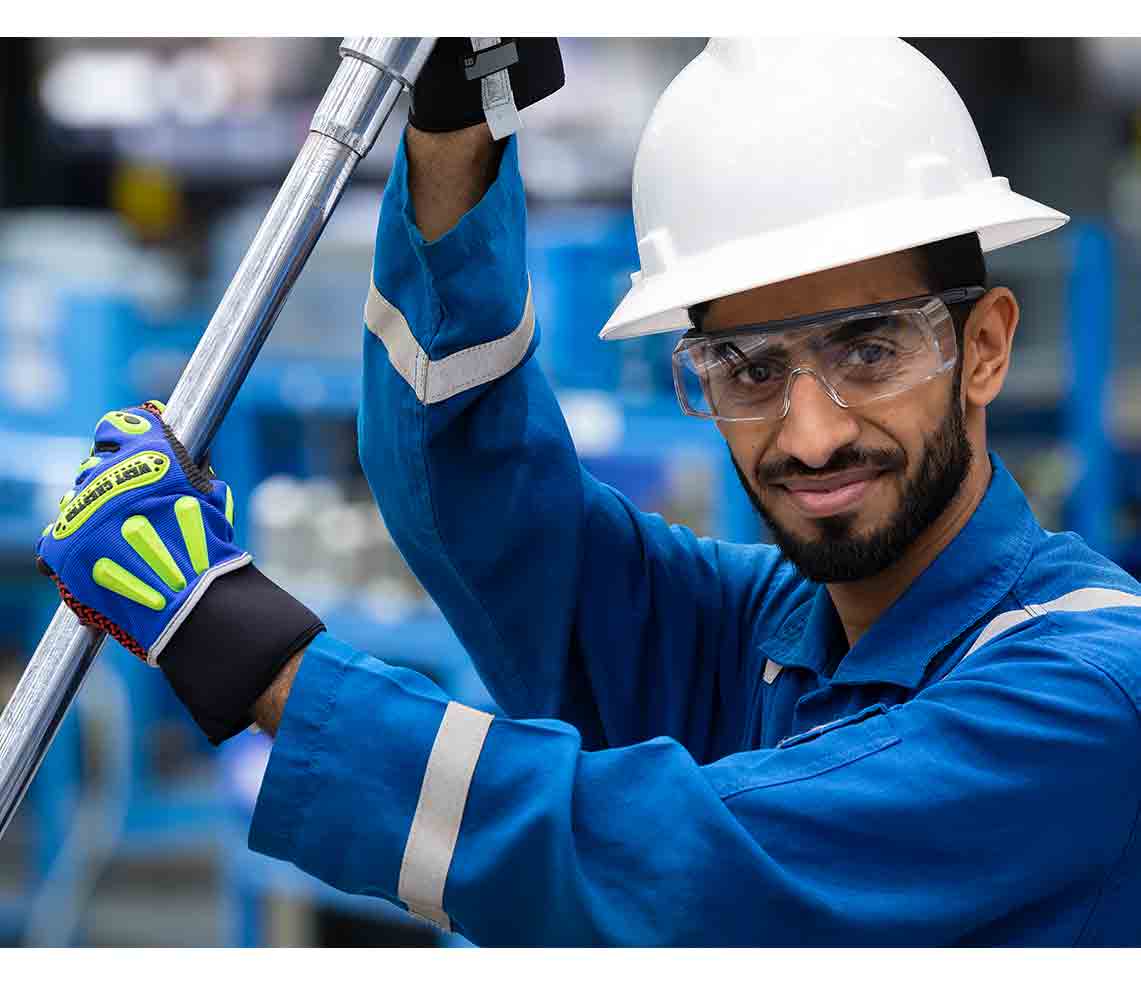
[{"x1": 672, "y1": 287, "x2": 984, "y2": 423}]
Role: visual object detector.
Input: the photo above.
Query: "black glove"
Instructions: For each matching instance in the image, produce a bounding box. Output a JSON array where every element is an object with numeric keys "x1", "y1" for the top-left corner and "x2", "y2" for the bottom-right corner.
[
  {"x1": 409, "y1": 37, "x2": 564, "y2": 134},
  {"x1": 161, "y1": 565, "x2": 325, "y2": 746}
]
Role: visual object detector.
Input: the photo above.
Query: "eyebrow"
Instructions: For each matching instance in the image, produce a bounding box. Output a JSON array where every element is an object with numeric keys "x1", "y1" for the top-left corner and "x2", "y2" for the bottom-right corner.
[
  {"x1": 712, "y1": 339, "x2": 792, "y2": 366},
  {"x1": 701, "y1": 294, "x2": 925, "y2": 339},
  {"x1": 816, "y1": 315, "x2": 892, "y2": 346},
  {"x1": 709, "y1": 316, "x2": 891, "y2": 363}
]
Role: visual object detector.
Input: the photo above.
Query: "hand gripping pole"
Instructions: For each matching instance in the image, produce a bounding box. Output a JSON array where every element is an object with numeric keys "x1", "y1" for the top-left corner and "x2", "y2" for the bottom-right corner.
[{"x1": 0, "y1": 38, "x2": 437, "y2": 840}]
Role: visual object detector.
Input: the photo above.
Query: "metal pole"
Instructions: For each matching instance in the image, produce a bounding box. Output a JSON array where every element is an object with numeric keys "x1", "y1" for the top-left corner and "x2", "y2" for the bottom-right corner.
[{"x1": 0, "y1": 37, "x2": 436, "y2": 840}]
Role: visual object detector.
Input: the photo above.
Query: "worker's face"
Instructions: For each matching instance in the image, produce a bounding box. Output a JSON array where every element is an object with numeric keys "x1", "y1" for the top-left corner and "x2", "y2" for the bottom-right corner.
[{"x1": 706, "y1": 253, "x2": 972, "y2": 583}]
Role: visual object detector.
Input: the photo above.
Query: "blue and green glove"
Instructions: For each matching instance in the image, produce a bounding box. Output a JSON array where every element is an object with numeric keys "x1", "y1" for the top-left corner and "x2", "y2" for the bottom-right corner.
[{"x1": 36, "y1": 402, "x2": 325, "y2": 744}]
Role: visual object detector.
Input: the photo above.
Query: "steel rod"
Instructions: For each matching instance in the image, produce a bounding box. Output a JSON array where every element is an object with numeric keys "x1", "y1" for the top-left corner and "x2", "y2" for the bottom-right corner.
[{"x1": 0, "y1": 37, "x2": 436, "y2": 840}]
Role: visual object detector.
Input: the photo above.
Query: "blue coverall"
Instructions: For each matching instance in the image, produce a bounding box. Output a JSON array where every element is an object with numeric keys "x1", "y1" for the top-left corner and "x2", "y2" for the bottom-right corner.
[{"x1": 248, "y1": 133, "x2": 1141, "y2": 946}]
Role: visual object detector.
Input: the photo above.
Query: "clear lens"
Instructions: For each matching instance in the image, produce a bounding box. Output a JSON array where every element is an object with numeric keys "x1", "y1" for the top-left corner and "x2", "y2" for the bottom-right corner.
[{"x1": 673, "y1": 297, "x2": 958, "y2": 422}]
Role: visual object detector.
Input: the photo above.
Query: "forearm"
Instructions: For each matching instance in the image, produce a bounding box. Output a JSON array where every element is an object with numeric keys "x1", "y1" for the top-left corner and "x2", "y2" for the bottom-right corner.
[
  {"x1": 240, "y1": 131, "x2": 502, "y2": 739},
  {"x1": 362, "y1": 131, "x2": 588, "y2": 725},
  {"x1": 402, "y1": 37, "x2": 562, "y2": 243},
  {"x1": 250, "y1": 630, "x2": 1141, "y2": 946},
  {"x1": 405, "y1": 123, "x2": 504, "y2": 241},
  {"x1": 249, "y1": 128, "x2": 499, "y2": 739},
  {"x1": 252, "y1": 649, "x2": 305, "y2": 736},
  {"x1": 361, "y1": 132, "x2": 753, "y2": 751}
]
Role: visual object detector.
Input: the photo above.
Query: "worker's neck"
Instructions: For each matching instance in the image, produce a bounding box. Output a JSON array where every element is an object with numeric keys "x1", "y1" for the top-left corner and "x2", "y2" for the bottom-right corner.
[{"x1": 828, "y1": 453, "x2": 992, "y2": 649}]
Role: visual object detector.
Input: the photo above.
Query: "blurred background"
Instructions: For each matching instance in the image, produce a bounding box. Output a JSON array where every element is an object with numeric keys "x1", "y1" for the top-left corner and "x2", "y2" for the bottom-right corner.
[{"x1": 0, "y1": 36, "x2": 1139, "y2": 947}]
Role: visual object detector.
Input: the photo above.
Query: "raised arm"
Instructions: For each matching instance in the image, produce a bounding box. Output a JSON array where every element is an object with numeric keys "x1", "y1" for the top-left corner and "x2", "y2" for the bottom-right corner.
[{"x1": 358, "y1": 125, "x2": 796, "y2": 759}]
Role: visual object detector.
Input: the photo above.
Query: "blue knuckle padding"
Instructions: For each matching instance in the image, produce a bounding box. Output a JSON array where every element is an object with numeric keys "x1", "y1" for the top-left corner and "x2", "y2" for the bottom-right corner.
[{"x1": 36, "y1": 405, "x2": 247, "y2": 657}]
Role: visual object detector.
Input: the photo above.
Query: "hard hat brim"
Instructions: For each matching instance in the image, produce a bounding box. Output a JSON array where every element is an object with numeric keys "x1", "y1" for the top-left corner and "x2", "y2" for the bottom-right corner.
[{"x1": 599, "y1": 180, "x2": 1069, "y2": 341}]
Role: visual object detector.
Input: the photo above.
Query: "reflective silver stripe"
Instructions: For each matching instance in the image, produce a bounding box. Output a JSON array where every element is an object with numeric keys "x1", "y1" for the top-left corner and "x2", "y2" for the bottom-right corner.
[
  {"x1": 398, "y1": 701, "x2": 494, "y2": 931},
  {"x1": 763, "y1": 659, "x2": 784, "y2": 684},
  {"x1": 364, "y1": 286, "x2": 426, "y2": 398},
  {"x1": 364, "y1": 278, "x2": 535, "y2": 404},
  {"x1": 966, "y1": 586, "x2": 1141, "y2": 657}
]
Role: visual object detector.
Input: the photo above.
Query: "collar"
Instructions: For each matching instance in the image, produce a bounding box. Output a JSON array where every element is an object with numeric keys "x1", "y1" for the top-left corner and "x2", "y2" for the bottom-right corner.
[{"x1": 764, "y1": 452, "x2": 1040, "y2": 689}]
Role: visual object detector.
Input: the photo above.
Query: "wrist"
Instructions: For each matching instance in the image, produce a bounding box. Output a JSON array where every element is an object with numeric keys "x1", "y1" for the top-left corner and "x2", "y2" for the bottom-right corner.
[
  {"x1": 252, "y1": 649, "x2": 306, "y2": 737},
  {"x1": 160, "y1": 565, "x2": 324, "y2": 746},
  {"x1": 408, "y1": 38, "x2": 564, "y2": 138},
  {"x1": 405, "y1": 124, "x2": 505, "y2": 242}
]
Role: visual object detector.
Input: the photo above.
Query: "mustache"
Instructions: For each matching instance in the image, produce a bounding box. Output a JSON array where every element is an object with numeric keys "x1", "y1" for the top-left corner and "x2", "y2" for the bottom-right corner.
[{"x1": 756, "y1": 446, "x2": 905, "y2": 486}]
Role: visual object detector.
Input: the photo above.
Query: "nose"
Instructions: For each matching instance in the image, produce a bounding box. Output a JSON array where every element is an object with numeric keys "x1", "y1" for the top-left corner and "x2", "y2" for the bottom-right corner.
[{"x1": 774, "y1": 369, "x2": 860, "y2": 469}]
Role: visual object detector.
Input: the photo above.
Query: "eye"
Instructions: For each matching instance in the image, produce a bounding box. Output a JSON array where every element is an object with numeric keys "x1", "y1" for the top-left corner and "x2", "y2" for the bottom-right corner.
[
  {"x1": 712, "y1": 343, "x2": 781, "y2": 387},
  {"x1": 731, "y1": 362, "x2": 775, "y2": 385},
  {"x1": 840, "y1": 341, "x2": 892, "y2": 367}
]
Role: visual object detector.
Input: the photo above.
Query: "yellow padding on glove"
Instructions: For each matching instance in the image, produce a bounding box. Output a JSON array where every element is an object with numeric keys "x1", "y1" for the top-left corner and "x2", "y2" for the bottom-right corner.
[
  {"x1": 175, "y1": 496, "x2": 209, "y2": 575},
  {"x1": 92, "y1": 558, "x2": 166, "y2": 611},
  {"x1": 121, "y1": 515, "x2": 187, "y2": 592}
]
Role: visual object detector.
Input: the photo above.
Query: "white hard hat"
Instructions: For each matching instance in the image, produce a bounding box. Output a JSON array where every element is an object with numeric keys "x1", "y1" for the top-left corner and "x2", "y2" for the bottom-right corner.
[{"x1": 600, "y1": 37, "x2": 1069, "y2": 341}]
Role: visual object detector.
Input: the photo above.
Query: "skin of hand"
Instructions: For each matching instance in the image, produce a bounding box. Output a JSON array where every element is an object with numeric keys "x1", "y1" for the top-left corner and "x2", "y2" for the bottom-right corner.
[
  {"x1": 252, "y1": 650, "x2": 303, "y2": 736},
  {"x1": 405, "y1": 122, "x2": 504, "y2": 241}
]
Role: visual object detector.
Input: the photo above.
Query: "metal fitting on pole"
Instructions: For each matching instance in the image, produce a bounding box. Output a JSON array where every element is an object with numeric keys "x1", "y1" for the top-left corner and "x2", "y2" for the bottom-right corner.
[{"x1": 311, "y1": 38, "x2": 436, "y2": 158}]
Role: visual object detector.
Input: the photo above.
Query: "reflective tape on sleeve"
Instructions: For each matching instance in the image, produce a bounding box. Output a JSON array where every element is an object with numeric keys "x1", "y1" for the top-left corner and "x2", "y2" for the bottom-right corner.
[
  {"x1": 966, "y1": 586, "x2": 1141, "y2": 657},
  {"x1": 398, "y1": 701, "x2": 494, "y2": 931},
  {"x1": 365, "y1": 278, "x2": 535, "y2": 405}
]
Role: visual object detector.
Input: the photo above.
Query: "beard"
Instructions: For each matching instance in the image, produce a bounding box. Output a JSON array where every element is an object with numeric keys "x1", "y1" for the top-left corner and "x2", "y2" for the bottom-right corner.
[{"x1": 733, "y1": 378, "x2": 972, "y2": 583}]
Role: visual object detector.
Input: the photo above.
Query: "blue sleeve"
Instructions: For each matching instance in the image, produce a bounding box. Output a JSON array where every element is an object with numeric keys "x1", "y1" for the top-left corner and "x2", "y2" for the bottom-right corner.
[
  {"x1": 357, "y1": 130, "x2": 794, "y2": 759},
  {"x1": 249, "y1": 627, "x2": 1141, "y2": 946}
]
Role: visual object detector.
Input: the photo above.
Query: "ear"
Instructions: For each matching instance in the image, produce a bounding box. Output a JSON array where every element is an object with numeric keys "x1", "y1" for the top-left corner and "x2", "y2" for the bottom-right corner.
[{"x1": 961, "y1": 287, "x2": 1020, "y2": 408}]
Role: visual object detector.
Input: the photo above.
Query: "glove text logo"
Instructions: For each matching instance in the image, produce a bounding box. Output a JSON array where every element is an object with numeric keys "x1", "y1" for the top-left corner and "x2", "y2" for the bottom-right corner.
[{"x1": 53, "y1": 453, "x2": 171, "y2": 540}]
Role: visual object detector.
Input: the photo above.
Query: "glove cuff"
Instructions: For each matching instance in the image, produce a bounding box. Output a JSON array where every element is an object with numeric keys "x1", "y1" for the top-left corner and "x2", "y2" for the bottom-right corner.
[
  {"x1": 159, "y1": 564, "x2": 325, "y2": 746},
  {"x1": 409, "y1": 38, "x2": 564, "y2": 135},
  {"x1": 147, "y1": 553, "x2": 251, "y2": 666}
]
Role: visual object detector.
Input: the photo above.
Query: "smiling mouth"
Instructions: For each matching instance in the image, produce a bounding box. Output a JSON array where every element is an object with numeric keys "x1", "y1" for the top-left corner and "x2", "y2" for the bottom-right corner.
[{"x1": 775, "y1": 469, "x2": 888, "y2": 518}]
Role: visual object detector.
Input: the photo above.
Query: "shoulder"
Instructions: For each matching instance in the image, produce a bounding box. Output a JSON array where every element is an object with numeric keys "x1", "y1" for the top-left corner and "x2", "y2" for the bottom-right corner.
[
  {"x1": 695, "y1": 536, "x2": 814, "y2": 642},
  {"x1": 975, "y1": 529, "x2": 1141, "y2": 713}
]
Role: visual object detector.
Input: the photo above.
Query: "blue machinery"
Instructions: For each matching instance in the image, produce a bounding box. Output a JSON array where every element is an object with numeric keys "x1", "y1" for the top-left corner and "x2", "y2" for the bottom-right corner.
[
  {"x1": 0, "y1": 213, "x2": 1135, "y2": 944},
  {"x1": 1066, "y1": 224, "x2": 1117, "y2": 559}
]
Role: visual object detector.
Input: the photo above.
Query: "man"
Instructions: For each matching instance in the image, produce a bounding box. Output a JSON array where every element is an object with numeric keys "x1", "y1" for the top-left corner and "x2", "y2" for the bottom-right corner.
[{"x1": 37, "y1": 38, "x2": 1141, "y2": 945}]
